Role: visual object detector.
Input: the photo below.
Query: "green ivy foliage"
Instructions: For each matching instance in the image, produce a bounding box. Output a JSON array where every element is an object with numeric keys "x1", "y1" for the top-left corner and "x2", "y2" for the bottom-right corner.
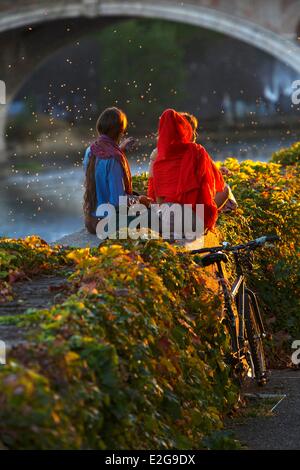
[
  {"x1": 271, "y1": 142, "x2": 300, "y2": 166},
  {"x1": 217, "y1": 151, "x2": 299, "y2": 364},
  {"x1": 0, "y1": 142, "x2": 298, "y2": 448},
  {"x1": 0, "y1": 236, "x2": 69, "y2": 301},
  {"x1": 0, "y1": 240, "x2": 237, "y2": 449}
]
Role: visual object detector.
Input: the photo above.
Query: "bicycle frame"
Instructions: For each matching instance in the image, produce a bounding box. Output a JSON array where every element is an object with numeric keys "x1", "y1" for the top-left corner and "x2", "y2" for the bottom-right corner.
[
  {"x1": 191, "y1": 234, "x2": 279, "y2": 383},
  {"x1": 213, "y1": 250, "x2": 266, "y2": 359},
  {"x1": 214, "y1": 258, "x2": 242, "y2": 355},
  {"x1": 245, "y1": 287, "x2": 266, "y2": 337}
]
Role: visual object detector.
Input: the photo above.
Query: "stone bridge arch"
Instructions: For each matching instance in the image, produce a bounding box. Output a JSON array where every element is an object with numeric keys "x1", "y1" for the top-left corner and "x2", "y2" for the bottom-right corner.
[{"x1": 0, "y1": 1, "x2": 300, "y2": 159}]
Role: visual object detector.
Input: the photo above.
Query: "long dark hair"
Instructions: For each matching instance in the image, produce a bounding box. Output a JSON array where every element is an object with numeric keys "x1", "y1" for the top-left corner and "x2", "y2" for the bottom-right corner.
[{"x1": 84, "y1": 107, "x2": 128, "y2": 217}]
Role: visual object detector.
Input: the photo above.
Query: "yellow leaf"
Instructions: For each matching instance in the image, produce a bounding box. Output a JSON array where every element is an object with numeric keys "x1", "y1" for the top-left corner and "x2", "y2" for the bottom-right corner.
[{"x1": 65, "y1": 351, "x2": 80, "y2": 364}]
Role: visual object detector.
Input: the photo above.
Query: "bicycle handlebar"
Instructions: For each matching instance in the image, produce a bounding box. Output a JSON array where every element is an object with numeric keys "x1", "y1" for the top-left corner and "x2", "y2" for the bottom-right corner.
[
  {"x1": 191, "y1": 234, "x2": 280, "y2": 255},
  {"x1": 254, "y1": 235, "x2": 280, "y2": 245}
]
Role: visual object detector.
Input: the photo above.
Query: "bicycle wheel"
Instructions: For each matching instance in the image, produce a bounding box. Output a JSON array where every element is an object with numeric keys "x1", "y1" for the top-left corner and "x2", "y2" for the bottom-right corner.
[
  {"x1": 221, "y1": 305, "x2": 249, "y2": 386},
  {"x1": 244, "y1": 293, "x2": 268, "y2": 385}
]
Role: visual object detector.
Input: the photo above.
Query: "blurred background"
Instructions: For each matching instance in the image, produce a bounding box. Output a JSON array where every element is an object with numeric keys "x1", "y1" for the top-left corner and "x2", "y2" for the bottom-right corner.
[{"x1": 0, "y1": 1, "x2": 299, "y2": 241}]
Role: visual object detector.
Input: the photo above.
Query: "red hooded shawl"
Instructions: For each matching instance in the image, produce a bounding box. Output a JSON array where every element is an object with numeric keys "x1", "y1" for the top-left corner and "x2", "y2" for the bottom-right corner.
[{"x1": 152, "y1": 109, "x2": 224, "y2": 231}]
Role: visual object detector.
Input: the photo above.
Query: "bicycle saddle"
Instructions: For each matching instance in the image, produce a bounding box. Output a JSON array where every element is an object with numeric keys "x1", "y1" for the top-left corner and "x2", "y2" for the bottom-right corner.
[{"x1": 200, "y1": 252, "x2": 229, "y2": 267}]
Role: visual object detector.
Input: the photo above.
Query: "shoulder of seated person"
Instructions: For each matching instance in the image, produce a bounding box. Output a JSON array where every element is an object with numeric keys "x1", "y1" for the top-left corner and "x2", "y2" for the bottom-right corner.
[{"x1": 150, "y1": 148, "x2": 158, "y2": 161}]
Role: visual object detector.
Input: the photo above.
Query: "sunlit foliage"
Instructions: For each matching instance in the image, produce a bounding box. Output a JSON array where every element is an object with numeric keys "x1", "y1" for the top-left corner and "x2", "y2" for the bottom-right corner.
[
  {"x1": 0, "y1": 142, "x2": 298, "y2": 448},
  {"x1": 217, "y1": 149, "x2": 299, "y2": 364},
  {"x1": 0, "y1": 240, "x2": 237, "y2": 449}
]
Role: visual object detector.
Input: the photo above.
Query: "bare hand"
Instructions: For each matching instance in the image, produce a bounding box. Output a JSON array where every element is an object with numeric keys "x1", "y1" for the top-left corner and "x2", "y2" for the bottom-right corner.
[
  {"x1": 220, "y1": 199, "x2": 238, "y2": 213},
  {"x1": 220, "y1": 166, "x2": 231, "y2": 176},
  {"x1": 138, "y1": 195, "x2": 152, "y2": 208},
  {"x1": 120, "y1": 137, "x2": 136, "y2": 152}
]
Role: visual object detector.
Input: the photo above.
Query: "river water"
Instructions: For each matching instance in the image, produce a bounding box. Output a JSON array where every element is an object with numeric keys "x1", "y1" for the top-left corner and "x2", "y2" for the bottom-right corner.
[{"x1": 0, "y1": 133, "x2": 297, "y2": 242}]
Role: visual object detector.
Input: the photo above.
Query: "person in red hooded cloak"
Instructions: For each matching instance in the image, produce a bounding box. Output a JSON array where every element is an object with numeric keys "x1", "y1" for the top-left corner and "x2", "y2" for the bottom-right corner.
[{"x1": 150, "y1": 109, "x2": 229, "y2": 233}]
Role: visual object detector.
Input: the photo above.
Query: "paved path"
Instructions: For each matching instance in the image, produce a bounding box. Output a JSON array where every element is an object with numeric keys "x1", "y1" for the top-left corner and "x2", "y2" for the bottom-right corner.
[
  {"x1": 228, "y1": 369, "x2": 300, "y2": 449},
  {"x1": 0, "y1": 274, "x2": 67, "y2": 347}
]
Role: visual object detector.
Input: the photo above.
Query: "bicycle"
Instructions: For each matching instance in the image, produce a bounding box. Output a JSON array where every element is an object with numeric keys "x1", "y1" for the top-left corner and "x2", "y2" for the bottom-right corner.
[{"x1": 191, "y1": 234, "x2": 280, "y2": 386}]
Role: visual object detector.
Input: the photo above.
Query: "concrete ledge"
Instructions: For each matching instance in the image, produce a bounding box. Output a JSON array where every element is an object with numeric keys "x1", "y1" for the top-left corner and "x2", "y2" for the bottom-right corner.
[
  {"x1": 52, "y1": 228, "x2": 101, "y2": 248},
  {"x1": 52, "y1": 227, "x2": 221, "y2": 250}
]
